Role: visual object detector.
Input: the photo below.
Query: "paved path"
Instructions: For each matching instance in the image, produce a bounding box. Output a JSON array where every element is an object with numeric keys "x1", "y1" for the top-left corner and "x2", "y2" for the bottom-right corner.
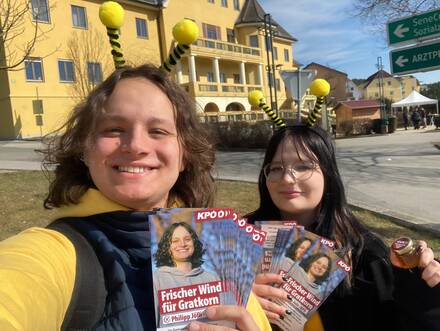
[
  {"x1": 1, "y1": 128, "x2": 439, "y2": 234},
  {"x1": 215, "y1": 127, "x2": 440, "y2": 235}
]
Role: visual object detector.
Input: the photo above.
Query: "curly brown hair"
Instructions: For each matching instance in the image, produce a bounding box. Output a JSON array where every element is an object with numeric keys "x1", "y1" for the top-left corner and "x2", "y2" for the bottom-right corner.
[
  {"x1": 155, "y1": 222, "x2": 205, "y2": 268},
  {"x1": 41, "y1": 64, "x2": 215, "y2": 209}
]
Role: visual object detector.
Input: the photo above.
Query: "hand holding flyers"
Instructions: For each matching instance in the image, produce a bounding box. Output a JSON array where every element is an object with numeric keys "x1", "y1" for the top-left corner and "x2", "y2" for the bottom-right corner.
[
  {"x1": 188, "y1": 306, "x2": 260, "y2": 331},
  {"x1": 254, "y1": 221, "x2": 351, "y2": 331},
  {"x1": 149, "y1": 208, "x2": 266, "y2": 330}
]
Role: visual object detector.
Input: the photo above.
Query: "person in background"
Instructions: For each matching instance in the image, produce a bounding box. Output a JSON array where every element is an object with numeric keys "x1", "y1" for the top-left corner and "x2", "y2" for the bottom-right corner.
[
  {"x1": 247, "y1": 125, "x2": 440, "y2": 331},
  {"x1": 411, "y1": 107, "x2": 421, "y2": 129},
  {"x1": 420, "y1": 107, "x2": 427, "y2": 128},
  {"x1": 402, "y1": 108, "x2": 409, "y2": 130},
  {"x1": 0, "y1": 64, "x2": 270, "y2": 331}
]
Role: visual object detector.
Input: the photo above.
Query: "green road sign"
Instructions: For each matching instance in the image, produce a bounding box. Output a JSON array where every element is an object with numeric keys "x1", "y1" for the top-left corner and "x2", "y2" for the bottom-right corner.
[
  {"x1": 387, "y1": 8, "x2": 440, "y2": 47},
  {"x1": 390, "y1": 39, "x2": 440, "y2": 75}
]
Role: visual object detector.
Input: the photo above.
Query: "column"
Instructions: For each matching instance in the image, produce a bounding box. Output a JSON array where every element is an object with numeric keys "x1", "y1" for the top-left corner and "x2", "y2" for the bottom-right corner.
[
  {"x1": 176, "y1": 61, "x2": 183, "y2": 84},
  {"x1": 258, "y1": 63, "x2": 264, "y2": 86},
  {"x1": 189, "y1": 55, "x2": 197, "y2": 82},
  {"x1": 240, "y1": 61, "x2": 247, "y2": 85},
  {"x1": 213, "y1": 58, "x2": 220, "y2": 83}
]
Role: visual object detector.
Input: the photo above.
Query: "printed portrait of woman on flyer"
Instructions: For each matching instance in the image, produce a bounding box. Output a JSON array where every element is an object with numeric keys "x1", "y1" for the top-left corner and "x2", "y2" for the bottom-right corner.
[
  {"x1": 278, "y1": 237, "x2": 313, "y2": 273},
  {"x1": 153, "y1": 221, "x2": 219, "y2": 289}
]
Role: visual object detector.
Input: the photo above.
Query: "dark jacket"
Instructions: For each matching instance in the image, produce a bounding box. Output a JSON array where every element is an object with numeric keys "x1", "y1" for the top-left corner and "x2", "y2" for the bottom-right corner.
[
  {"x1": 55, "y1": 211, "x2": 156, "y2": 330},
  {"x1": 319, "y1": 230, "x2": 440, "y2": 331},
  {"x1": 247, "y1": 216, "x2": 440, "y2": 331}
]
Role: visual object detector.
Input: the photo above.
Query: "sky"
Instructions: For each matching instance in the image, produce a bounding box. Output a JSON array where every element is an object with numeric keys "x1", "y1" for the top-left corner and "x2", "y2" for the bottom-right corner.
[{"x1": 259, "y1": 0, "x2": 440, "y2": 85}]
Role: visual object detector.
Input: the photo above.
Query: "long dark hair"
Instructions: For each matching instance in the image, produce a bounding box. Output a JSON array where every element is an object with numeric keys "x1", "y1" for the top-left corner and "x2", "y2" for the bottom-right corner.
[
  {"x1": 155, "y1": 222, "x2": 205, "y2": 268},
  {"x1": 41, "y1": 64, "x2": 215, "y2": 209},
  {"x1": 300, "y1": 252, "x2": 332, "y2": 285},
  {"x1": 285, "y1": 237, "x2": 312, "y2": 261},
  {"x1": 247, "y1": 125, "x2": 364, "y2": 278}
]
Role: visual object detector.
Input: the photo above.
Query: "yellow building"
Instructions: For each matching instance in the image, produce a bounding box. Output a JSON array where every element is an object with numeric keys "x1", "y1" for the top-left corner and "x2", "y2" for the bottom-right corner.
[
  {"x1": 0, "y1": 0, "x2": 297, "y2": 138},
  {"x1": 360, "y1": 70, "x2": 420, "y2": 102}
]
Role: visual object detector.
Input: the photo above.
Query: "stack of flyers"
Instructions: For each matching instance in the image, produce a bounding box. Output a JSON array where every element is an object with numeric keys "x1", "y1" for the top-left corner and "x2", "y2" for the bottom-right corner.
[
  {"x1": 149, "y1": 208, "x2": 267, "y2": 330},
  {"x1": 256, "y1": 221, "x2": 351, "y2": 331}
]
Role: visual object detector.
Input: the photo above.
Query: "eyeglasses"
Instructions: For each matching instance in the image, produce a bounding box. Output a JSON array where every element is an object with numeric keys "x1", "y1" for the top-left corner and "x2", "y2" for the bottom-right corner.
[{"x1": 263, "y1": 161, "x2": 318, "y2": 182}]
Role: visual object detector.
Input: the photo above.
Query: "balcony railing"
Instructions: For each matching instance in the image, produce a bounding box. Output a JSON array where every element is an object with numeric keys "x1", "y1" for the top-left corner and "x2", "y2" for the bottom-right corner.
[
  {"x1": 193, "y1": 38, "x2": 261, "y2": 58},
  {"x1": 182, "y1": 82, "x2": 262, "y2": 97},
  {"x1": 199, "y1": 110, "x2": 298, "y2": 123}
]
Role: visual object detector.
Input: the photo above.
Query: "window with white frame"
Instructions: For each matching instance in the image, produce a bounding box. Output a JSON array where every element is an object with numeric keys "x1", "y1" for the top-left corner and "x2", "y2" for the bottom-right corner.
[
  {"x1": 136, "y1": 18, "x2": 148, "y2": 38},
  {"x1": 221, "y1": 0, "x2": 228, "y2": 7},
  {"x1": 233, "y1": 0, "x2": 240, "y2": 10},
  {"x1": 71, "y1": 5, "x2": 87, "y2": 28},
  {"x1": 273, "y1": 47, "x2": 278, "y2": 60},
  {"x1": 31, "y1": 0, "x2": 50, "y2": 22},
  {"x1": 58, "y1": 60, "x2": 75, "y2": 82},
  {"x1": 25, "y1": 58, "x2": 44, "y2": 81},
  {"x1": 87, "y1": 62, "x2": 102, "y2": 84},
  {"x1": 203, "y1": 23, "x2": 220, "y2": 40}
]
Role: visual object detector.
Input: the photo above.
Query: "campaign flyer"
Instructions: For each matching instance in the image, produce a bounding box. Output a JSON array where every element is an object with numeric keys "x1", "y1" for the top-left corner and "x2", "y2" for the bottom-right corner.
[{"x1": 149, "y1": 208, "x2": 265, "y2": 330}]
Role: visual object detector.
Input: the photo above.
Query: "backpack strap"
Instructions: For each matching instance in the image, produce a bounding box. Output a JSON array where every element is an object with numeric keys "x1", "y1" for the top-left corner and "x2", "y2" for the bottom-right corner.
[{"x1": 48, "y1": 219, "x2": 107, "y2": 330}]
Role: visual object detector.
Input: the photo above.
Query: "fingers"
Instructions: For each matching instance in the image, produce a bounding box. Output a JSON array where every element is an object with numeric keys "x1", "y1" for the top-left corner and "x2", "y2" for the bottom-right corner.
[
  {"x1": 188, "y1": 321, "x2": 236, "y2": 331},
  {"x1": 254, "y1": 273, "x2": 284, "y2": 286},
  {"x1": 187, "y1": 306, "x2": 259, "y2": 331},
  {"x1": 256, "y1": 296, "x2": 286, "y2": 319},
  {"x1": 252, "y1": 282, "x2": 289, "y2": 300},
  {"x1": 421, "y1": 259, "x2": 440, "y2": 288},
  {"x1": 417, "y1": 241, "x2": 434, "y2": 268}
]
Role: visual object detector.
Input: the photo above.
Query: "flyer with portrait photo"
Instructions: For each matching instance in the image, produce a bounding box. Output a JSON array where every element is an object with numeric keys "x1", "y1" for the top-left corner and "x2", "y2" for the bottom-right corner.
[
  {"x1": 149, "y1": 208, "x2": 265, "y2": 330},
  {"x1": 270, "y1": 226, "x2": 350, "y2": 331}
]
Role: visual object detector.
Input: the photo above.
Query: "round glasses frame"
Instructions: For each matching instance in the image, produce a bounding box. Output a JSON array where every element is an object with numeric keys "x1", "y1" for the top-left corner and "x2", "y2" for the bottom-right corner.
[{"x1": 263, "y1": 162, "x2": 318, "y2": 182}]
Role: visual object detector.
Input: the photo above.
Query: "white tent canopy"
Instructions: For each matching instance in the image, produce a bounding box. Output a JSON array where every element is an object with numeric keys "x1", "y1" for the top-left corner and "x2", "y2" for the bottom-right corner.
[{"x1": 391, "y1": 90, "x2": 438, "y2": 114}]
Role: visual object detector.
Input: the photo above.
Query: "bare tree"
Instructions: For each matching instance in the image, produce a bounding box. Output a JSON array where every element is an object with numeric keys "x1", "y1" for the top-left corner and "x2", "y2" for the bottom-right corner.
[
  {"x1": 0, "y1": 0, "x2": 56, "y2": 71},
  {"x1": 352, "y1": 0, "x2": 439, "y2": 32},
  {"x1": 67, "y1": 25, "x2": 111, "y2": 100}
]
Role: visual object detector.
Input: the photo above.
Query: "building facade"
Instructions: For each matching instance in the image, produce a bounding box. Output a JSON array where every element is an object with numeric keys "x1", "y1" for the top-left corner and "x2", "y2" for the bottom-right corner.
[
  {"x1": 360, "y1": 70, "x2": 420, "y2": 102},
  {"x1": 0, "y1": 0, "x2": 297, "y2": 138},
  {"x1": 303, "y1": 62, "x2": 349, "y2": 105}
]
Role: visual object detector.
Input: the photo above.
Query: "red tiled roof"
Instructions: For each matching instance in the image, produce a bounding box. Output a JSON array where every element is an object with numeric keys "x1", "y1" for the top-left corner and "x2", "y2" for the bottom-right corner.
[{"x1": 336, "y1": 100, "x2": 380, "y2": 110}]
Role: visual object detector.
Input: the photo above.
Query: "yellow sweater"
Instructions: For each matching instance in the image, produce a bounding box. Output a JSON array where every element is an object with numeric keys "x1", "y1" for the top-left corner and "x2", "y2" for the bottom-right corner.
[{"x1": 0, "y1": 190, "x2": 276, "y2": 331}]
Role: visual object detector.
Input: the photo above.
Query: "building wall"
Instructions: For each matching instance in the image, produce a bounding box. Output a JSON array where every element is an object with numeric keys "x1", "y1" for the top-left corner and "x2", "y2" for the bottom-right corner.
[
  {"x1": 1, "y1": 0, "x2": 160, "y2": 138},
  {"x1": 364, "y1": 76, "x2": 419, "y2": 102},
  {"x1": 305, "y1": 64, "x2": 348, "y2": 102},
  {"x1": 1, "y1": 0, "x2": 297, "y2": 138}
]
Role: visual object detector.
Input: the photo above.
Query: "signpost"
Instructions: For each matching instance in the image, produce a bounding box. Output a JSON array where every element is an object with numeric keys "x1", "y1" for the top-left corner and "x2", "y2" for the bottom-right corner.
[
  {"x1": 390, "y1": 39, "x2": 440, "y2": 75},
  {"x1": 387, "y1": 8, "x2": 440, "y2": 47}
]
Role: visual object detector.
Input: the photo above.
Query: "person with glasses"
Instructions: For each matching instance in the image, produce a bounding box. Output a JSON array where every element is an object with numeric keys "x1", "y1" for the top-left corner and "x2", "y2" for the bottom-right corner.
[{"x1": 246, "y1": 125, "x2": 440, "y2": 331}]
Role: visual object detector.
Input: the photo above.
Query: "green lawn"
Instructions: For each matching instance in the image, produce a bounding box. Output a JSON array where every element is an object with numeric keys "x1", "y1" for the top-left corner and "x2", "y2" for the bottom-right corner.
[{"x1": 0, "y1": 171, "x2": 438, "y2": 256}]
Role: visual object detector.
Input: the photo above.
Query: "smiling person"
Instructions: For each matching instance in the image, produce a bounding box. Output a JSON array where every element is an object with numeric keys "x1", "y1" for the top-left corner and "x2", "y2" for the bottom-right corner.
[
  {"x1": 153, "y1": 222, "x2": 220, "y2": 328},
  {"x1": 246, "y1": 125, "x2": 440, "y2": 331},
  {"x1": 277, "y1": 237, "x2": 313, "y2": 277},
  {"x1": 0, "y1": 64, "x2": 270, "y2": 331}
]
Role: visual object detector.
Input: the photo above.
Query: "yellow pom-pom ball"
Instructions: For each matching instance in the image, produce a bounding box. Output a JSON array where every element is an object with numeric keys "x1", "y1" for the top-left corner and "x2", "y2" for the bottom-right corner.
[
  {"x1": 172, "y1": 19, "x2": 199, "y2": 45},
  {"x1": 248, "y1": 90, "x2": 265, "y2": 107},
  {"x1": 99, "y1": 1, "x2": 125, "y2": 29},
  {"x1": 309, "y1": 79, "x2": 330, "y2": 97}
]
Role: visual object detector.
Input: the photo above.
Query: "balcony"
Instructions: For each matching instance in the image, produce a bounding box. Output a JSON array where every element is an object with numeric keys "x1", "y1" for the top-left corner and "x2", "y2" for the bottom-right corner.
[
  {"x1": 191, "y1": 38, "x2": 262, "y2": 62},
  {"x1": 199, "y1": 110, "x2": 298, "y2": 123},
  {"x1": 181, "y1": 81, "x2": 262, "y2": 97}
]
